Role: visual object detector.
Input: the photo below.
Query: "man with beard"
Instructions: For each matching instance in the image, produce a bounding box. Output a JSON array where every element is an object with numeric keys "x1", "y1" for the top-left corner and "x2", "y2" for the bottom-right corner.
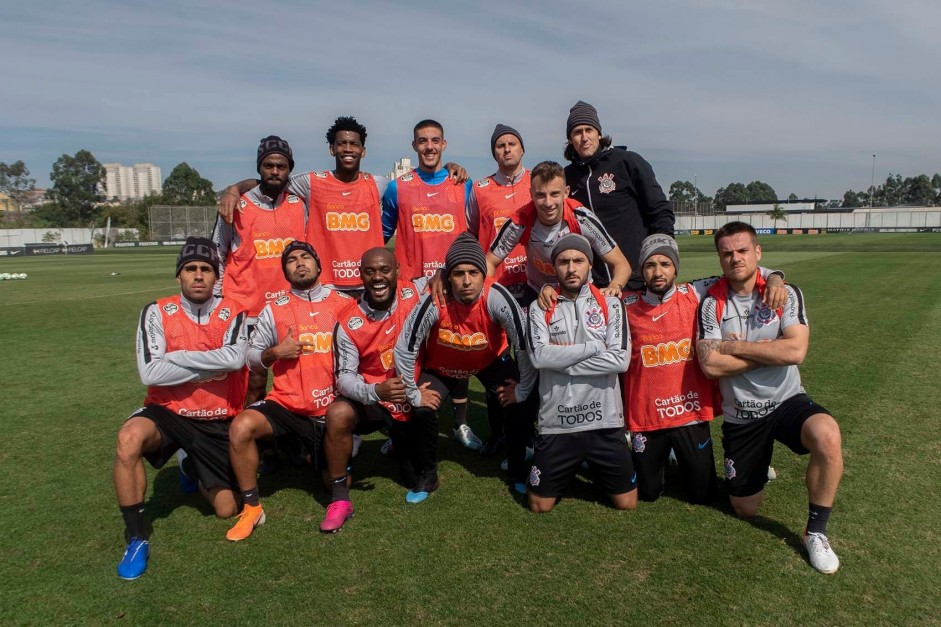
[
  {"x1": 697, "y1": 222, "x2": 844, "y2": 574},
  {"x1": 213, "y1": 135, "x2": 305, "y2": 405},
  {"x1": 321, "y1": 248, "x2": 438, "y2": 531},
  {"x1": 526, "y1": 234, "x2": 634, "y2": 513},
  {"x1": 394, "y1": 234, "x2": 535, "y2": 501},
  {"x1": 114, "y1": 238, "x2": 248, "y2": 579},
  {"x1": 563, "y1": 101, "x2": 674, "y2": 290},
  {"x1": 623, "y1": 234, "x2": 786, "y2": 504},
  {"x1": 225, "y1": 242, "x2": 351, "y2": 542}
]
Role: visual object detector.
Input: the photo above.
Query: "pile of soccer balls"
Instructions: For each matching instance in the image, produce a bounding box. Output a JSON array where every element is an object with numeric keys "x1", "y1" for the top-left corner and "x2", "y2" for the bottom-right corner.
[{"x1": 0, "y1": 272, "x2": 28, "y2": 280}]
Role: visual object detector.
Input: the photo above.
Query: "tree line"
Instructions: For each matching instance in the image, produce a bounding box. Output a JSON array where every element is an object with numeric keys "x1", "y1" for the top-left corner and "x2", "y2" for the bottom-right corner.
[
  {"x1": 0, "y1": 150, "x2": 216, "y2": 236},
  {"x1": 670, "y1": 174, "x2": 941, "y2": 211}
]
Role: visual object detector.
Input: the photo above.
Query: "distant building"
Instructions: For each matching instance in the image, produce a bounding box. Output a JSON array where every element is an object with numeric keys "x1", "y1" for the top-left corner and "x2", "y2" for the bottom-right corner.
[
  {"x1": 103, "y1": 163, "x2": 162, "y2": 200},
  {"x1": 388, "y1": 157, "x2": 413, "y2": 181}
]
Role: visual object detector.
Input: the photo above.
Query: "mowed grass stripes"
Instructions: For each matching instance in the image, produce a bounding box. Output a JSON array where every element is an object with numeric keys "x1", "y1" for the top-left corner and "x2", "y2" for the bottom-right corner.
[{"x1": 0, "y1": 235, "x2": 938, "y2": 624}]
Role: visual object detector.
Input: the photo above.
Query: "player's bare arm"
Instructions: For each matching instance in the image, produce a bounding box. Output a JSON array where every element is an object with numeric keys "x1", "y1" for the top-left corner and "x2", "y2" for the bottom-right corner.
[
  {"x1": 717, "y1": 322, "x2": 809, "y2": 367},
  {"x1": 696, "y1": 339, "x2": 759, "y2": 379},
  {"x1": 763, "y1": 273, "x2": 787, "y2": 309},
  {"x1": 597, "y1": 246, "x2": 630, "y2": 297},
  {"x1": 417, "y1": 381, "x2": 441, "y2": 409},
  {"x1": 260, "y1": 326, "x2": 314, "y2": 368},
  {"x1": 375, "y1": 375, "x2": 407, "y2": 404},
  {"x1": 217, "y1": 179, "x2": 259, "y2": 223}
]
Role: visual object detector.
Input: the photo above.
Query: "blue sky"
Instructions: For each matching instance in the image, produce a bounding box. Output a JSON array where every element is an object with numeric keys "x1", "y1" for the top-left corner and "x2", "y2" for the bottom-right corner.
[{"x1": 2, "y1": 0, "x2": 939, "y2": 200}]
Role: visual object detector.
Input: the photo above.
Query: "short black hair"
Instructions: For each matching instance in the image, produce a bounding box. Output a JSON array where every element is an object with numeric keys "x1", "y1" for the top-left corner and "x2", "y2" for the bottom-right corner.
[
  {"x1": 413, "y1": 119, "x2": 444, "y2": 137},
  {"x1": 326, "y1": 116, "x2": 367, "y2": 146}
]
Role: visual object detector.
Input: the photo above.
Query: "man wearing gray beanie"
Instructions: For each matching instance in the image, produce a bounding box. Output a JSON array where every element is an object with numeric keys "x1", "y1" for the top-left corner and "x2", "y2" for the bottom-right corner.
[
  {"x1": 621, "y1": 233, "x2": 787, "y2": 507},
  {"x1": 526, "y1": 229, "x2": 636, "y2": 513},
  {"x1": 563, "y1": 100, "x2": 675, "y2": 290},
  {"x1": 394, "y1": 234, "x2": 537, "y2": 500}
]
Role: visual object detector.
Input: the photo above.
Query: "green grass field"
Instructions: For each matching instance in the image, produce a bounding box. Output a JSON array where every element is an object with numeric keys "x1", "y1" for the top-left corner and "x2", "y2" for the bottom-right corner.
[{"x1": 1, "y1": 234, "x2": 939, "y2": 625}]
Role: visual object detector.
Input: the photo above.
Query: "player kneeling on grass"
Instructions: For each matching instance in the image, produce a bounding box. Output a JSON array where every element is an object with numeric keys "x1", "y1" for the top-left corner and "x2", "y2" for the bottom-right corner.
[
  {"x1": 225, "y1": 241, "x2": 351, "y2": 541},
  {"x1": 322, "y1": 248, "x2": 434, "y2": 531},
  {"x1": 526, "y1": 234, "x2": 636, "y2": 512},
  {"x1": 393, "y1": 234, "x2": 536, "y2": 502},
  {"x1": 697, "y1": 221, "x2": 844, "y2": 574},
  {"x1": 114, "y1": 238, "x2": 249, "y2": 580}
]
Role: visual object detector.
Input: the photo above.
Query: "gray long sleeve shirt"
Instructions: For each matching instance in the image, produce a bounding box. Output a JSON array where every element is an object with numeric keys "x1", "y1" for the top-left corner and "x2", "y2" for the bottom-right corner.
[
  {"x1": 136, "y1": 295, "x2": 248, "y2": 387},
  {"x1": 528, "y1": 284, "x2": 629, "y2": 434},
  {"x1": 394, "y1": 282, "x2": 536, "y2": 407}
]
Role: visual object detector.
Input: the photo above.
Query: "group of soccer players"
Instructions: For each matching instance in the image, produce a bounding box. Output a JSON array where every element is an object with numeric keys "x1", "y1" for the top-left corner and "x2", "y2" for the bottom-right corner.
[{"x1": 112, "y1": 101, "x2": 844, "y2": 581}]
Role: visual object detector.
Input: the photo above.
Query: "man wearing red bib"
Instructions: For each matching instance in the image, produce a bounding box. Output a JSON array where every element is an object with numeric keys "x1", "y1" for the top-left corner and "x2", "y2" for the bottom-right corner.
[
  {"x1": 213, "y1": 136, "x2": 305, "y2": 405},
  {"x1": 320, "y1": 248, "x2": 437, "y2": 532},
  {"x1": 624, "y1": 234, "x2": 786, "y2": 504},
  {"x1": 467, "y1": 124, "x2": 531, "y2": 305},
  {"x1": 114, "y1": 238, "x2": 249, "y2": 580},
  {"x1": 394, "y1": 235, "x2": 536, "y2": 501},
  {"x1": 382, "y1": 119, "x2": 479, "y2": 451},
  {"x1": 225, "y1": 241, "x2": 351, "y2": 542}
]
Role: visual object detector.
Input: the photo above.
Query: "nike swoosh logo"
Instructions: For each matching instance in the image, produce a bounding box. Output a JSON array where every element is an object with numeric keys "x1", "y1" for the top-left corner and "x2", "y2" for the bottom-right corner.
[
  {"x1": 341, "y1": 191, "x2": 352, "y2": 196},
  {"x1": 426, "y1": 192, "x2": 438, "y2": 197},
  {"x1": 652, "y1": 311, "x2": 668, "y2": 321},
  {"x1": 505, "y1": 193, "x2": 515, "y2": 199},
  {"x1": 722, "y1": 316, "x2": 740, "y2": 322},
  {"x1": 385, "y1": 324, "x2": 397, "y2": 335},
  {"x1": 698, "y1": 438, "x2": 711, "y2": 449},
  {"x1": 310, "y1": 312, "x2": 320, "y2": 317}
]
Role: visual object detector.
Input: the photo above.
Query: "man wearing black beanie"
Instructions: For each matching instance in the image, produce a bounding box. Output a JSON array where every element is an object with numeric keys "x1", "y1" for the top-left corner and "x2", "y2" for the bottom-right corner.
[
  {"x1": 212, "y1": 135, "x2": 305, "y2": 406},
  {"x1": 563, "y1": 100, "x2": 675, "y2": 290},
  {"x1": 393, "y1": 234, "x2": 537, "y2": 501}
]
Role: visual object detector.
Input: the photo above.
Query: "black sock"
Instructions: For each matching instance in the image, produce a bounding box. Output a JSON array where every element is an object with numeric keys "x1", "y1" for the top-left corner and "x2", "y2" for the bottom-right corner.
[
  {"x1": 241, "y1": 487, "x2": 260, "y2": 507},
  {"x1": 807, "y1": 502, "x2": 832, "y2": 535},
  {"x1": 120, "y1": 502, "x2": 149, "y2": 542},
  {"x1": 331, "y1": 474, "x2": 350, "y2": 502},
  {"x1": 452, "y1": 398, "x2": 468, "y2": 428}
]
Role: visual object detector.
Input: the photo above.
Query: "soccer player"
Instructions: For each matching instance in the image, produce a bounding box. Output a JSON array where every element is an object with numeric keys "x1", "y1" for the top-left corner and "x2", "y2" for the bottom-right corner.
[
  {"x1": 623, "y1": 234, "x2": 786, "y2": 504},
  {"x1": 382, "y1": 119, "x2": 478, "y2": 450},
  {"x1": 697, "y1": 221, "x2": 844, "y2": 574},
  {"x1": 563, "y1": 101, "x2": 675, "y2": 289},
  {"x1": 213, "y1": 135, "x2": 305, "y2": 405},
  {"x1": 394, "y1": 234, "x2": 536, "y2": 500},
  {"x1": 225, "y1": 241, "x2": 351, "y2": 542},
  {"x1": 467, "y1": 124, "x2": 531, "y2": 305},
  {"x1": 488, "y1": 161, "x2": 631, "y2": 301},
  {"x1": 526, "y1": 234, "x2": 635, "y2": 513},
  {"x1": 113, "y1": 237, "x2": 248, "y2": 580},
  {"x1": 321, "y1": 247, "x2": 438, "y2": 531},
  {"x1": 465, "y1": 123, "x2": 532, "y2": 457}
]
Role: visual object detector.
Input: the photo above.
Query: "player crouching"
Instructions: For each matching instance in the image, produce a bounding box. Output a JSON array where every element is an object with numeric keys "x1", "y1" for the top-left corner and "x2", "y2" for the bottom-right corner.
[{"x1": 113, "y1": 238, "x2": 248, "y2": 579}]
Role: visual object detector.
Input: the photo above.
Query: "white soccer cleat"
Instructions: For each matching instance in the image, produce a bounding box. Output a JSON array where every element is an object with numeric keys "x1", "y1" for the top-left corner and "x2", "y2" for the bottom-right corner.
[
  {"x1": 804, "y1": 531, "x2": 840, "y2": 574},
  {"x1": 767, "y1": 466, "x2": 777, "y2": 481}
]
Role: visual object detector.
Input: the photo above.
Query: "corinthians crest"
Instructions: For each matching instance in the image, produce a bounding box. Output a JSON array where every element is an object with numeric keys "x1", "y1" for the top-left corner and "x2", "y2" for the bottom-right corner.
[{"x1": 597, "y1": 172, "x2": 616, "y2": 194}]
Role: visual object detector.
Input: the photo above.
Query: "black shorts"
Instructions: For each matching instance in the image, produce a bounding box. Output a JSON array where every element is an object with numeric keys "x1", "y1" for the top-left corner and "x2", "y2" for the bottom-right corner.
[
  {"x1": 528, "y1": 427, "x2": 636, "y2": 498},
  {"x1": 129, "y1": 405, "x2": 235, "y2": 491},
  {"x1": 631, "y1": 421, "x2": 716, "y2": 504},
  {"x1": 329, "y1": 396, "x2": 393, "y2": 435},
  {"x1": 248, "y1": 400, "x2": 327, "y2": 470},
  {"x1": 722, "y1": 393, "x2": 830, "y2": 498}
]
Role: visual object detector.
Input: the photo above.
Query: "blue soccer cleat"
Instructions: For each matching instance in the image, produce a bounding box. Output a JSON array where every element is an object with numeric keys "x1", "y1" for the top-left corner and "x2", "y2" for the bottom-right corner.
[{"x1": 117, "y1": 538, "x2": 149, "y2": 580}]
